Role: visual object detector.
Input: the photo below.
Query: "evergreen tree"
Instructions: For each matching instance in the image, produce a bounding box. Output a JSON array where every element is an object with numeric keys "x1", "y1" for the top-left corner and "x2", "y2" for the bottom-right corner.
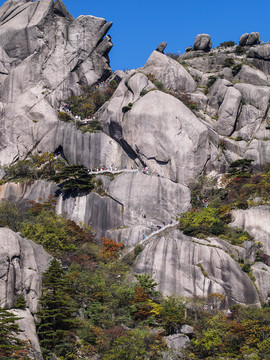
[
  {"x1": 52, "y1": 165, "x2": 95, "y2": 194},
  {"x1": 37, "y1": 258, "x2": 77, "y2": 356},
  {"x1": 0, "y1": 308, "x2": 26, "y2": 358},
  {"x1": 14, "y1": 294, "x2": 27, "y2": 310}
]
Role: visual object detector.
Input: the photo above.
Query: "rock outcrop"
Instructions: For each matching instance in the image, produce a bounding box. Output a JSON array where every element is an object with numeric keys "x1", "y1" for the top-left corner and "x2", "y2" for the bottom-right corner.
[
  {"x1": 143, "y1": 50, "x2": 197, "y2": 93},
  {"x1": 10, "y1": 308, "x2": 43, "y2": 360},
  {"x1": 193, "y1": 33, "x2": 212, "y2": 52},
  {"x1": 133, "y1": 229, "x2": 260, "y2": 306},
  {"x1": 239, "y1": 32, "x2": 260, "y2": 47},
  {"x1": 156, "y1": 42, "x2": 167, "y2": 53},
  {"x1": 0, "y1": 228, "x2": 51, "y2": 313},
  {"x1": 0, "y1": 0, "x2": 113, "y2": 164}
]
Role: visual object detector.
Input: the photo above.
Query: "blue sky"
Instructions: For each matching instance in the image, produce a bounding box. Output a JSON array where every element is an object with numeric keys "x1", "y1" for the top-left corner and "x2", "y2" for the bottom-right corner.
[{"x1": 2, "y1": 0, "x2": 270, "y2": 70}]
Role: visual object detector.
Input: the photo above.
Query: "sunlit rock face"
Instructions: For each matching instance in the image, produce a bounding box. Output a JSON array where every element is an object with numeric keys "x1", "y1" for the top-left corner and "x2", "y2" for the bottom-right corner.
[
  {"x1": 0, "y1": 227, "x2": 51, "y2": 313},
  {"x1": 133, "y1": 229, "x2": 260, "y2": 306},
  {"x1": 1, "y1": 0, "x2": 270, "y2": 312},
  {"x1": 0, "y1": 0, "x2": 113, "y2": 164}
]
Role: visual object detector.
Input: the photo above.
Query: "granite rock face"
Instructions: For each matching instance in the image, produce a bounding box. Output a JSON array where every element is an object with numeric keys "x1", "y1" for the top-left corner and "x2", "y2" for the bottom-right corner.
[
  {"x1": 1, "y1": 0, "x2": 270, "y2": 326},
  {"x1": 231, "y1": 206, "x2": 270, "y2": 255},
  {"x1": 143, "y1": 50, "x2": 196, "y2": 93},
  {"x1": 133, "y1": 229, "x2": 260, "y2": 306},
  {"x1": 0, "y1": 228, "x2": 51, "y2": 313},
  {"x1": 10, "y1": 308, "x2": 43, "y2": 360},
  {"x1": 0, "y1": 0, "x2": 113, "y2": 164}
]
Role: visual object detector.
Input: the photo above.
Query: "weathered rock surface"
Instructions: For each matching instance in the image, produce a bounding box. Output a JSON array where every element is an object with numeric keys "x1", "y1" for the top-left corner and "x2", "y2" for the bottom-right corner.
[
  {"x1": 193, "y1": 33, "x2": 212, "y2": 52},
  {"x1": 0, "y1": 173, "x2": 191, "y2": 246},
  {"x1": 236, "y1": 64, "x2": 268, "y2": 86},
  {"x1": 234, "y1": 83, "x2": 270, "y2": 113},
  {"x1": 247, "y1": 44, "x2": 270, "y2": 60},
  {"x1": 156, "y1": 42, "x2": 167, "y2": 53},
  {"x1": 252, "y1": 262, "x2": 270, "y2": 303},
  {"x1": 239, "y1": 32, "x2": 260, "y2": 46},
  {"x1": 166, "y1": 333, "x2": 190, "y2": 349},
  {"x1": 0, "y1": 228, "x2": 51, "y2": 313},
  {"x1": 216, "y1": 86, "x2": 242, "y2": 136},
  {"x1": 231, "y1": 206, "x2": 270, "y2": 255},
  {"x1": 143, "y1": 50, "x2": 196, "y2": 93},
  {"x1": 38, "y1": 122, "x2": 135, "y2": 170},
  {"x1": 133, "y1": 229, "x2": 260, "y2": 306},
  {"x1": 0, "y1": 0, "x2": 113, "y2": 164},
  {"x1": 101, "y1": 85, "x2": 210, "y2": 184},
  {"x1": 10, "y1": 308, "x2": 43, "y2": 360}
]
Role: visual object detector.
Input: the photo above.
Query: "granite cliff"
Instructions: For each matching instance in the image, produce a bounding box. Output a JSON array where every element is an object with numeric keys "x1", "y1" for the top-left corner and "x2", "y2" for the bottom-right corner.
[{"x1": 0, "y1": 1, "x2": 270, "y2": 356}]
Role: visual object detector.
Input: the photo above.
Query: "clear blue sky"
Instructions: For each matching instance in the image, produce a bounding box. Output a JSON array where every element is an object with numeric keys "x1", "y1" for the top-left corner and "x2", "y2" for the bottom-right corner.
[{"x1": 2, "y1": 0, "x2": 270, "y2": 70}]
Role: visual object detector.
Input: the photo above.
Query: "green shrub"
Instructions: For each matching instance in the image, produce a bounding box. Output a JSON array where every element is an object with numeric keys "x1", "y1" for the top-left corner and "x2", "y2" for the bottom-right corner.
[
  {"x1": 140, "y1": 89, "x2": 148, "y2": 96},
  {"x1": 77, "y1": 119, "x2": 103, "y2": 133},
  {"x1": 228, "y1": 159, "x2": 254, "y2": 177},
  {"x1": 153, "y1": 80, "x2": 164, "y2": 91},
  {"x1": 223, "y1": 57, "x2": 235, "y2": 68},
  {"x1": 204, "y1": 76, "x2": 217, "y2": 94},
  {"x1": 122, "y1": 103, "x2": 133, "y2": 113},
  {"x1": 235, "y1": 45, "x2": 245, "y2": 55},
  {"x1": 188, "y1": 103, "x2": 199, "y2": 112},
  {"x1": 58, "y1": 111, "x2": 72, "y2": 122},
  {"x1": 232, "y1": 64, "x2": 242, "y2": 76},
  {"x1": 218, "y1": 41, "x2": 236, "y2": 48},
  {"x1": 134, "y1": 244, "x2": 144, "y2": 256}
]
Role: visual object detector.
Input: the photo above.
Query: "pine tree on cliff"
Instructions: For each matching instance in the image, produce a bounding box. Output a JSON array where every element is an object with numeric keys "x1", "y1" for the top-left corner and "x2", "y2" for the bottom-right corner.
[
  {"x1": 0, "y1": 308, "x2": 26, "y2": 358},
  {"x1": 37, "y1": 258, "x2": 76, "y2": 354}
]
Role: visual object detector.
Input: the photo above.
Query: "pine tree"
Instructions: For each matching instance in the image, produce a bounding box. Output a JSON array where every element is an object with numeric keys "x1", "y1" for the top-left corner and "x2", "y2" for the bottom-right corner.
[
  {"x1": 14, "y1": 294, "x2": 27, "y2": 310},
  {"x1": 0, "y1": 308, "x2": 26, "y2": 358},
  {"x1": 37, "y1": 258, "x2": 77, "y2": 354}
]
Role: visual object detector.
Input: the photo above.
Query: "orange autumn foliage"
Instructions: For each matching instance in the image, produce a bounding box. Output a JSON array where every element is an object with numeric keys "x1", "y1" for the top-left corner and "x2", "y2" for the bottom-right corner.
[{"x1": 101, "y1": 237, "x2": 124, "y2": 259}]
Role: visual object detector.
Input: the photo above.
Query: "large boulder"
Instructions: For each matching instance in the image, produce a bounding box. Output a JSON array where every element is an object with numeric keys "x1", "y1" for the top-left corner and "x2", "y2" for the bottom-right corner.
[
  {"x1": 193, "y1": 34, "x2": 212, "y2": 52},
  {"x1": 156, "y1": 42, "x2": 167, "y2": 53},
  {"x1": 236, "y1": 64, "x2": 268, "y2": 86},
  {"x1": 246, "y1": 32, "x2": 261, "y2": 46},
  {"x1": 239, "y1": 33, "x2": 249, "y2": 47},
  {"x1": 247, "y1": 44, "x2": 270, "y2": 61},
  {"x1": 234, "y1": 83, "x2": 270, "y2": 113},
  {"x1": 239, "y1": 32, "x2": 260, "y2": 46},
  {"x1": 0, "y1": 228, "x2": 51, "y2": 313},
  {"x1": 143, "y1": 50, "x2": 196, "y2": 93}
]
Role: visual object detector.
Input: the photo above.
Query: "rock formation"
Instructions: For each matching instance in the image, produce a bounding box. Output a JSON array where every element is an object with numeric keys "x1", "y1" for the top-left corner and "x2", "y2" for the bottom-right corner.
[
  {"x1": 239, "y1": 32, "x2": 260, "y2": 47},
  {"x1": 0, "y1": 0, "x2": 113, "y2": 165},
  {"x1": 0, "y1": 228, "x2": 51, "y2": 312},
  {"x1": 1, "y1": 3, "x2": 270, "y2": 356},
  {"x1": 156, "y1": 42, "x2": 167, "y2": 53},
  {"x1": 192, "y1": 33, "x2": 212, "y2": 52}
]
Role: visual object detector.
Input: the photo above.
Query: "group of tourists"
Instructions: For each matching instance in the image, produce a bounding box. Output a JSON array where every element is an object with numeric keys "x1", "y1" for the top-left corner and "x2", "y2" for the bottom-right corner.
[{"x1": 142, "y1": 220, "x2": 174, "y2": 240}]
